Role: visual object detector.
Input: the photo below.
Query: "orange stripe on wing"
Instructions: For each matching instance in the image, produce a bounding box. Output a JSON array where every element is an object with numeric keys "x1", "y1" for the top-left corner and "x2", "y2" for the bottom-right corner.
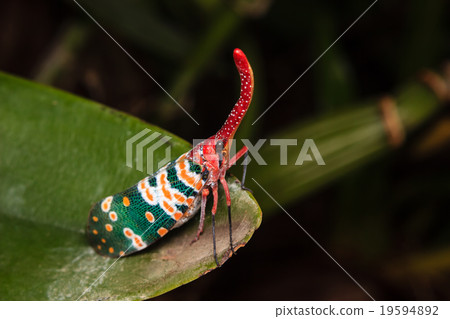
[
  {"x1": 109, "y1": 211, "x2": 118, "y2": 221},
  {"x1": 179, "y1": 169, "x2": 196, "y2": 186},
  {"x1": 160, "y1": 173, "x2": 167, "y2": 185},
  {"x1": 145, "y1": 211, "x2": 155, "y2": 223},
  {"x1": 162, "y1": 184, "x2": 172, "y2": 200},
  {"x1": 145, "y1": 188, "x2": 154, "y2": 201},
  {"x1": 178, "y1": 161, "x2": 186, "y2": 170},
  {"x1": 133, "y1": 236, "x2": 144, "y2": 248},
  {"x1": 124, "y1": 228, "x2": 133, "y2": 238},
  {"x1": 195, "y1": 181, "x2": 203, "y2": 191},
  {"x1": 163, "y1": 201, "x2": 175, "y2": 213},
  {"x1": 157, "y1": 227, "x2": 168, "y2": 237},
  {"x1": 174, "y1": 193, "x2": 186, "y2": 203},
  {"x1": 173, "y1": 212, "x2": 183, "y2": 220},
  {"x1": 101, "y1": 196, "x2": 113, "y2": 212},
  {"x1": 186, "y1": 198, "x2": 194, "y2": 206}
]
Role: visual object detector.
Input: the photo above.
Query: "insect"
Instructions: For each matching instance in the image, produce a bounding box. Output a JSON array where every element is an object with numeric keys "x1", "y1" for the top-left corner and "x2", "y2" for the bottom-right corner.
[{"x1": 86, "y1": 48, "x2": 254, "y2": 266}]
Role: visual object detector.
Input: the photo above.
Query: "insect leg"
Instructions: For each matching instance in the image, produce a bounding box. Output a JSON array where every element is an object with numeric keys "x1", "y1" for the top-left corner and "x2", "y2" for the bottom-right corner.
[
  {"x1": 228, "y1": 146, "x2": 248, "y2": 166},
  {"x1": 240, "y1": 150, "x2": 252, "y2": 192},
  {"x1": 220, "y1": 176, "x2": 235, "y2": 255},
  {"x1": 191, "y1": 188, "x2": 209, "y2": 244},
  {"x1": 211, "y1": 185, "x2": 220, "y2": 266},
  {"x1": 228, "y1": 146, "x2": 252, "y2": 192}
]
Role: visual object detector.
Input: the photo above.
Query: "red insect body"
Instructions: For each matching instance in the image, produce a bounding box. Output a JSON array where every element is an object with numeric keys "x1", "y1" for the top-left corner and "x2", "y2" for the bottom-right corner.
[{"x1": 186, "y1": 49, "x2": 254, "y2": 261}]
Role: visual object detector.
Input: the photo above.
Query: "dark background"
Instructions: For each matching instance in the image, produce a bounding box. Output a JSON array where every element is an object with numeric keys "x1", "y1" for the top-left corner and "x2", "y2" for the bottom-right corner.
[{"x1": 1, "y1": 0, "x2": 450, "y2": 300}]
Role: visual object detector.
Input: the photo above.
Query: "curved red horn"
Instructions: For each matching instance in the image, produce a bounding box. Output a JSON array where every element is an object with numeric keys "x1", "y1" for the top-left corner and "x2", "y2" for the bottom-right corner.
[{"x1": 215, "y1": 48, "x2": 254, "y2": 141}]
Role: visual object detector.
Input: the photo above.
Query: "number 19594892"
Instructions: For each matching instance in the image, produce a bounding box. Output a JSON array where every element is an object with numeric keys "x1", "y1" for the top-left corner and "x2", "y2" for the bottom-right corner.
[{"x1": 380, "y1": 305, "x2": 438, "y2": 316}]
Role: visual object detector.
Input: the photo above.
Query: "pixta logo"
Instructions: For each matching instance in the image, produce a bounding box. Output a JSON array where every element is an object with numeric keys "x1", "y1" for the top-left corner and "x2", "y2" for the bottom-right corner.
[
  {"x1": 192, "y1": 138, "x2": 325, "y2": 166},
  {"x1": 126, "y1": 129, "x2": 172, "y2": 174}
]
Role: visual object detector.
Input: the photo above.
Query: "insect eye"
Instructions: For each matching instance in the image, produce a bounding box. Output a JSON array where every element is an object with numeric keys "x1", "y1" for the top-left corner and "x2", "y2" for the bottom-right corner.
[{"x1": 215, "y1": 141, "x2": 224, "y2": 154}]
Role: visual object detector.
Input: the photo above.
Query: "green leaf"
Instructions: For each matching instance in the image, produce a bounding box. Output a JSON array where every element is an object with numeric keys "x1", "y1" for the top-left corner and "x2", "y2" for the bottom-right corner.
[{"x1": 0, "y1": 72, "x2": 262, "y2": 300}]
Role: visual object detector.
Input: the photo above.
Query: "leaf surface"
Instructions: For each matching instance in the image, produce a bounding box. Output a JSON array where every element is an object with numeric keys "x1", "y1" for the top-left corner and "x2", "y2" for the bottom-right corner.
[{"x1": 0, "y1": 72, "x2": 262, "y2": 300}]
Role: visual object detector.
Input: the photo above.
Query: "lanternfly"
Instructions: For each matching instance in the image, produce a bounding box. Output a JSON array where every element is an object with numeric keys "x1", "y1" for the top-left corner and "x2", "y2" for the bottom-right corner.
[{"x1": 86, "y1": 49, "x2": 254, "y2": 266}]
